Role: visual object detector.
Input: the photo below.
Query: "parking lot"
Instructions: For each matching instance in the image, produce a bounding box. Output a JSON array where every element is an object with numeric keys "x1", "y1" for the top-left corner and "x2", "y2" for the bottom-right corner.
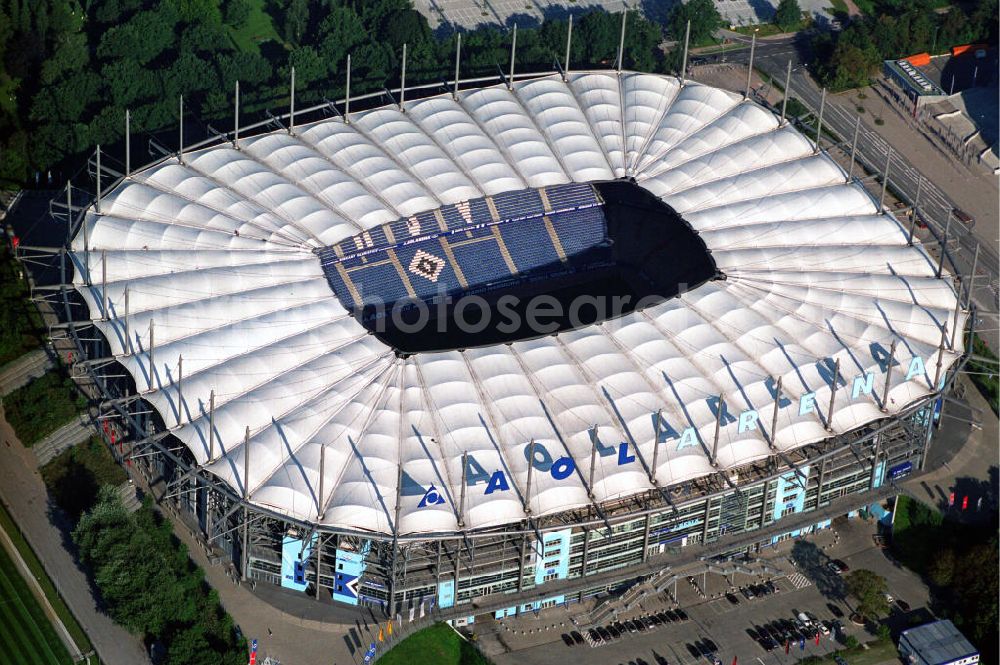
[{"x1": 488, "y1": 517, "x2": 928, "y2": 665}]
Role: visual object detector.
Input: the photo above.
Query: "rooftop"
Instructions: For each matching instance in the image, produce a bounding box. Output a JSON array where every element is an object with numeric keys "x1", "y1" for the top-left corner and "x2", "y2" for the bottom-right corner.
[{"x1": 900, "y1": 620, "x2": 979, "y2": 665}]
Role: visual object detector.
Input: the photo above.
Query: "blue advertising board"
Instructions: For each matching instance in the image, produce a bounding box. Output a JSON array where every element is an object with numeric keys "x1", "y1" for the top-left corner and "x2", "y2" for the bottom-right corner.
[{"x1": 888, "y1": 461, "x2": 913, "y2": 480}]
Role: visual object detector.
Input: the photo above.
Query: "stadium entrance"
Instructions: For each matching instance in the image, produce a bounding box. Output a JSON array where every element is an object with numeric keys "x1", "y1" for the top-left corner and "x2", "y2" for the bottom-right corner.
[{"x1": 318, "y1": 180, "x2": 718, "y2": 353}]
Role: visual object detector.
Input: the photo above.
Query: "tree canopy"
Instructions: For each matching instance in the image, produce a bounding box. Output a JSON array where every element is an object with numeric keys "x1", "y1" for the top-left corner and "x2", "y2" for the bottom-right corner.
[
  {"x1": 0, "y1": 0, "x2": 671, "y2": 187},
  {"x1": 774, "y1": 0, "x2": 802, "y2": 32},
  {"x1": 74, "y1": 487, "x2": 246, "y2": 665},
  {"x1": 845, "y1": 569, "x2": 889, "y2": 620},
  {"x1": 666, "y1": 0, "x2": 722, "y2": 45}
]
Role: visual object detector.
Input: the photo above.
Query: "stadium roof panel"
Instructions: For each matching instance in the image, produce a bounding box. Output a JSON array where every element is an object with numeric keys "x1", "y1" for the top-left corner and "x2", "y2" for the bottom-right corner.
[{"x1": 70, "y1": 71, "x2": 965, "y2": 537}]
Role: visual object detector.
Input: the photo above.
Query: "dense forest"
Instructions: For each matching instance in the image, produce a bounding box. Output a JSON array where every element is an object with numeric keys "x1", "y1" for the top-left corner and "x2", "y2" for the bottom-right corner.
[{"x1": 0, "y1": 0, "x2": 670, "y2": 186}]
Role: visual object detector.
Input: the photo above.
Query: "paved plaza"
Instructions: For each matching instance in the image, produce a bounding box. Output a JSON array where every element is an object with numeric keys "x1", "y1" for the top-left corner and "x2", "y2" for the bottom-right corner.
[{"x1": 483, "y1": 518, "x2": 931, "y2": 665}]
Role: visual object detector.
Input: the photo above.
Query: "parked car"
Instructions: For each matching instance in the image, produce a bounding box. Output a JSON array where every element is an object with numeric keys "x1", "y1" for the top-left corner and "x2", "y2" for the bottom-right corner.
[
  {"x1": 896, "y1": 599, "x2": 911, "y2": 612},
  {"x1": 675, "y1": 608, "x2": 689, "y2": 621},
  {"x1": 726, "y1": 592, "x2": 740, "y2": 605},
  {"x1": 766, "y1": 580, "x2": 780, "y2": 593},
  {"x1": 953, "y1": 208, "x2": 975, "y2": 229},
  {"x1": 885, "y1": 592, "x2": 895, "y2": 604},
  {"x1": 740, "y1": 585, "x2": 756, "y2": 600},
  {"x1": 828, "y1": 559, "x2": 849, "y2": 574},
  {"x1": 818, "y1": 621, "x2": 831, "y2": 636},
  {"x1": 562, "y1": 633, "x2": 576, "y2": 646},
  {"x1": 606, "y1": 625, "x2": 621, "y2": 639},
  {"x1": 664, "y1": 610, "x2": 679, "y2": 622},
  {"x1": 587, "y1": 628, "x2": 602, "y2": 643},
  {"x1": 597, "y1": 627, "x2": 613, "y2": 642},
  {"x1": 872, "y1": 534, "x2": 888, "y2": 549},
  {"x1": 570, "y1": 630, "x2": 585, "y2": 645},
  {"x1": 656, "y1": 611, "x2": 671, "y2": 623}
]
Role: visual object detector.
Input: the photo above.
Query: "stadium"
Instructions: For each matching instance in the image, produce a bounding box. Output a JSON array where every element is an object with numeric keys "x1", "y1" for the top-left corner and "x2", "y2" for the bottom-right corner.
[{"x1": 56, "y1": 61, "x2": 969, "y2": 623}]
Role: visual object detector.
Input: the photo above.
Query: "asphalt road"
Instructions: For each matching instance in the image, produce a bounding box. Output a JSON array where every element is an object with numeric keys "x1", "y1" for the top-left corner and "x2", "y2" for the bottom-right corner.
[{"x1": 694, "y1": 33, "x2": 1000, "y2": 341}]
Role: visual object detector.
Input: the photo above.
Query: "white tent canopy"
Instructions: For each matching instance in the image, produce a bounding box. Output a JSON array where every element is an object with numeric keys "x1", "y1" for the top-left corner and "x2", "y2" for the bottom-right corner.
[{"x1": 71, "y1": 72, "x2": 964, "y2": 536}]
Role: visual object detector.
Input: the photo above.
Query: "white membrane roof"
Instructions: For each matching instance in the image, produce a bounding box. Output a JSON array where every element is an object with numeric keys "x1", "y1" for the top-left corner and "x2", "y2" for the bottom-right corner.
[{"x1": 70, "y1": 72, "x2": 964, "y2": 537}]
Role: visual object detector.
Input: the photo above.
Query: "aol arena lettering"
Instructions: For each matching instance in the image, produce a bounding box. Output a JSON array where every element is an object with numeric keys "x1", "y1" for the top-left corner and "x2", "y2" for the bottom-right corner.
[{"x1": 414, "y1": 349, "x2": 938, "y2": 509}]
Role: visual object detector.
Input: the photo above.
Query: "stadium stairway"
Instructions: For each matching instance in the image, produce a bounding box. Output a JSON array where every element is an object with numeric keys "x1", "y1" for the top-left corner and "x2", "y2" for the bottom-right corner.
[
  {"x1": 32, "y1": 415, "x2": 90, "y2": 466},
  {"x1": 0, "y1": 349, "x2": 54, "y2": 397}
]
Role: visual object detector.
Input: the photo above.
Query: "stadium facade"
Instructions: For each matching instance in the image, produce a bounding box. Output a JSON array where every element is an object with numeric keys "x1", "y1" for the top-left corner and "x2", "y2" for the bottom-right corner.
[{"x1": 54, "y1": 67, "x2": 971, "y2": 621}]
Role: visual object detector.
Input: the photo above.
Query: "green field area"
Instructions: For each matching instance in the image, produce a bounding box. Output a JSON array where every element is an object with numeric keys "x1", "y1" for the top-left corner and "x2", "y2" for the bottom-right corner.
[
  {"x1": 799, "y1": 637, "x2": 896, "y2": 664},
  {"x1": 0, "y1": 540, "x2": 73, "y2": 665},
  {"x1": 4, "y1": 371, "x2": 86, "y2": 446},
  {"x1": 227, "y1": 0, "x2": 283, "y2": 53},
  {"x1": 0, "y1": 503, "x2": 92, "y2": 661},
  {"x1": 378, "y1": 623, "x2": 492, "y2": 665}
]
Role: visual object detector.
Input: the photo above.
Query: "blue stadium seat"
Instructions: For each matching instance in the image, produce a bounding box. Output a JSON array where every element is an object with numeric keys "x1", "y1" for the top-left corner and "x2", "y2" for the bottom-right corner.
[{"x1": 318, "y1": 184, "x2": 609, "y2": 312}]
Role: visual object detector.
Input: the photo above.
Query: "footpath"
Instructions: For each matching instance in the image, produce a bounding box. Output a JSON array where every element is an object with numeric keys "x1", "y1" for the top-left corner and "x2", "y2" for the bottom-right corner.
[{"x1": 0, "y1": 410, "x2": 151, "y2": 665}]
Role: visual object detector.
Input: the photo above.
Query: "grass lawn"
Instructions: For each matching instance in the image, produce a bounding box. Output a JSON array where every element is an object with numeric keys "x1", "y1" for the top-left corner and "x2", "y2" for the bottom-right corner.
[
  {"x1": 732, "y1": 23, "x2": 796, "y2": 37},
  {"x1": 4, "y1": 371, "x2": 86, "y2": 446},
  {"x1": 800, "y1": 637, "x2": 896, "y2": 664},
  {"x1": 0, "y1": 244, "x2": 44, "y2": 367},
  {"x1": 378, "y1": 623, "x2": 492, "y2": 665},
  {"x1": 826, "y1": 0, "x2": 850, "y2": 15},
  {"x1": 0, "y1": 502, "x2": 93, "y2": 661},
  {"x1": 0, "y1": 536, "x2": 74, "y2": 665},
  {"x1": 227, "y1": 0, "x2": 283, "y2": 53},
  {"x1": 968, "y1": 333, "x2": 998, "y2": 415},
  {"x1": 41, "y1": 436, "x2": 128, "y2": 519}
]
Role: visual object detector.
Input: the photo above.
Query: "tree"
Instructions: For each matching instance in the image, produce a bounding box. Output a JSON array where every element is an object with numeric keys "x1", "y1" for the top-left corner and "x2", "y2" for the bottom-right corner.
[
  {"x1": 667, "y1": 0, "x2": 722, "y2": 45},
  {"x1": 846, "y1": 569, "x2": 890, "y2": 620},
  {"x1": 826, "y1": 41, "x2": 880, "y2": 90},
  {"x1": 928, "y1": 547, "x2": 956, "y2": 586},
  {"x1": 96, "y1": 10, "x2": 174, "y2": 65},
  {"x1": 774, "y1": 0, "x2": 802, "y2": 31},
  {"x1": 222, "y1": 0, "x2": 251, "y2": 28}
]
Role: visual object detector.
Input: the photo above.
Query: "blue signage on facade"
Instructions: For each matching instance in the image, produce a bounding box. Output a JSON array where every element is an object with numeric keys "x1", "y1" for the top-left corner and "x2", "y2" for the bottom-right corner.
[{"x1": 888, "y1": 461, "x2": 913, "y2": 480}]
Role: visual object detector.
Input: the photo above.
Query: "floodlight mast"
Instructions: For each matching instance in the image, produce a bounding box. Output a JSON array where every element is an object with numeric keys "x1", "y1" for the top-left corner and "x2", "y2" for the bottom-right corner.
[
  {"x1": 241, "y1": 424, "x2": 250, "y2": 581},
  {"x1": 399, "y1": 43, "x2": 407, "y2": 111},
  {"x1": 453, "y1": 34, "x2": 462, "y2": 100},
  {"x1": 769, "y1": 376, "x2": 782, "y2": 451},
  {"x1": 508, "y1": 24, "x2": 517, "y2": 90},
  {"x1": 814, "y1": 88, "x2": 826, "y2": 153},
  {"x1": 233, "y1": 81, "x2": 240, "y2": 149},
  {"x1": 617, "y1": 9, "x2": 627, "y2": 73},
  {"x1": 345, "y1": 54, "x2": 352, "y2": 124},
  {"x1": 564, "y1": 15, "x2": 573, "y2": 81},
  {"x1": 744, "y1": 32, "x2": 756, "y2": 99},
  {"x1": 680, "y1": 20, "x2": 690, "y2": 84},
  {"x1": 780, "y1": 60, "x2": 792, "y2": 123},
  {"x1": 289, "y1": 66, "x2": 296, "y2": 135},
  {"x1": 847, "y1": 116, "x2": 860, "y2": 180},
  {"x1": 95, "y1": 144, "x2": 102, "y2": 214},
  {"x1": 178, "y1": 95, "x2": 185, "y2": 165},
  {"x1": 125, "y1": 109, "x2": 131, "y2": 177},
  {"x1": 878, "y1": 147, "x2": 892, "y2": 212}
]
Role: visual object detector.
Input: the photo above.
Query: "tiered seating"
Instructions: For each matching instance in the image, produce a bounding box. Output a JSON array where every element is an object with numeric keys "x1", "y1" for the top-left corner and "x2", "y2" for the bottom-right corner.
[
  {"x1": 498, "y1": 217, "x2": 562, "y2": 271},
  {"x1": 318, "y1": 183, "x2": 610, "y2": 313},
  {"x1": 542, "y1": 182, "x2": 600, "y2": 211},
  {"x1": 552, "y1": 206, "x2": 608, "y2": 258},
  {"x1": 450, "y1": 242, "x2": 511, "y2": 288},
  {"x1": 492, "y1": 187, "x2": 545, "y2": 220}
]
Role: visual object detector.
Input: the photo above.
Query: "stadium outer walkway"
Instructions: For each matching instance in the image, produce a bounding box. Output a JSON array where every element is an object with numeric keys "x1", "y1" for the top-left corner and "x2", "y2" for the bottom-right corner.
[{"x1": 0, "y1": 410, "x2": 152, "y2": 665}]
